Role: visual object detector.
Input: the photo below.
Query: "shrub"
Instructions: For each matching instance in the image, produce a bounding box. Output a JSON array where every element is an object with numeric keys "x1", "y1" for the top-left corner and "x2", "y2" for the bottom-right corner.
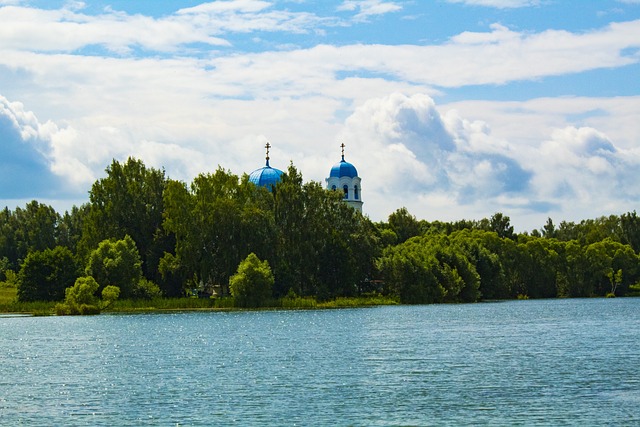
[
  {"x1": 56, "y1": 276, "x2": 100, "y2": 315},
  {"x1": 85, "y1": 235, "x2": 142, "y2": 298},
  {"x1": 17, "y1": 246, "x2": 79, "y2": 302},
  {"x1": 132, "y1": 278, "x2": 163, "y2": 300},
  {"x1": 229, "y1": 253, "x2": 274, "y2": 308}
]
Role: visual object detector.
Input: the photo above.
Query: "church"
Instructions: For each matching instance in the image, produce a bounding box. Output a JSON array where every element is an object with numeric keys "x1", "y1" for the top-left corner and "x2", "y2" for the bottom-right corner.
[{"x1": 248, "y1": 142, "x2": 363, "y2": 213}]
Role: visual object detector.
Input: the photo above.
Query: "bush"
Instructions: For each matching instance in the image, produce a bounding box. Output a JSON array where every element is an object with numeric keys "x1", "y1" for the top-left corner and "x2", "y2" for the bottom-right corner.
[
  {"x1": 85, "y1": 235, "x2": 142, "y2": 298},
  {"x1": 229, "y1": 253, "x2": 274, "y2": 308},
  {"x1": 132, "y1": 278, "x2": 163, "y2": 300},
  {"x1": 56, "y1": 276, "x2": 100, "y2": 315},
  {"x1": 17, "y1": 246, "x2": 79, "y2": 302}
]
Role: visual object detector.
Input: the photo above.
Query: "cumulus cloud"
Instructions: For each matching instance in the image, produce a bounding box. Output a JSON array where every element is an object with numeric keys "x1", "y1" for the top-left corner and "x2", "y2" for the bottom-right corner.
[
  {"x1": 1, "y1": 2, "x2": 639, "y2": 229},
  {"x1": 339, "y1": 93, "x2": 533, "y2": 218},
  {"x1": 533, "y1": 126, "x2": 640, "y2": 202},
  {"x1": 338, "y1": 93, "x2": 640, "y2": 227},
  {"x1": 0, "y1": 96, "x2": 70, "y2": 198}
]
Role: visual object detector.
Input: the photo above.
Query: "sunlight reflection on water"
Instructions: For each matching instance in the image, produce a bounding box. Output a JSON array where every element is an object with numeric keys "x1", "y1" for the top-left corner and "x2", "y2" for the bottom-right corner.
[{"x1": 0, "y1": 298, "x2": 639, "y2": 425}]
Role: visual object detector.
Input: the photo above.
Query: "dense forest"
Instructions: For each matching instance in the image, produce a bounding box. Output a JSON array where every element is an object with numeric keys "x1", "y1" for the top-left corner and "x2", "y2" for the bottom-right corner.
[{"x1": 1, "y1": 157, "x2": 639, "y2": 308}]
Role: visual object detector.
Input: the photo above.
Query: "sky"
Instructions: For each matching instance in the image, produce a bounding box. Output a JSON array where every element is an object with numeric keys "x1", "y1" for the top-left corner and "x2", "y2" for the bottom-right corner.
[{"x1": 0, "y1": 0, "x2": 639, "y2": 231}]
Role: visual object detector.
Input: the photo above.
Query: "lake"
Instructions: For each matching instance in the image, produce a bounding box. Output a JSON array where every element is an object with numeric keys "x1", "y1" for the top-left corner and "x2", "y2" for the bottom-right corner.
[{"x1": 1, "y1": 298, "x2": 639, "y2": 426}]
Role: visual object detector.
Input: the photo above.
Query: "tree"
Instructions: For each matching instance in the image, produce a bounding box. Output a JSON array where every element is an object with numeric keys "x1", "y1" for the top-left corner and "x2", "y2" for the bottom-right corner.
[
  {"x1": 57, "y1": 276, "x2": 100, "y2": 315},
  {"x1": 79, "y1": 158, "x2": 170, "y2": 282},
  {"x1": 55, "y1": 278, "x2": 121, "y2": 315},
  {"x1": 17, "y1": 246, "x2": 79, "y2": 302},
  {"x1": 163, "y1": 168, "x2": 277, "y2": 296},
  {"x1": 620, "y1": 211, "x2": 640, "y2": 253},
  {"x1": 229, "y1": 253, "x2": 274, "y2": 308},
  {"x1": 541, "y1": 217, "x2": 556, "y2": 239},
  {"x1": 388, "y1": 207, "x2": 421, "y2": 244},
  {"x1": 85, "y1": 235, "x2": 142, "y2": 298},
  {"x1": 377, "y1": 234, "x2": 480, "y2": 304},
  {"x1": 56, "y1": 204, "x2": 89, "y2": 253},
  {"x1": 488, "y1": 212, "x2": 515, "y2": 240},
  {"x1": 0, "y1": 202, "x2": 61, "y2": 271},
  {"x1": 101, "y1": 285, "x2": 121, "y2": 308}
]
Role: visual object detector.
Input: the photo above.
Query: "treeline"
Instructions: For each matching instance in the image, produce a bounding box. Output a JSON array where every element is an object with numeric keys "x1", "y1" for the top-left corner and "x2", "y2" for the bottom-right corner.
[{"x1": 1, "y1": 157, "x2": 639, "y2": 305}]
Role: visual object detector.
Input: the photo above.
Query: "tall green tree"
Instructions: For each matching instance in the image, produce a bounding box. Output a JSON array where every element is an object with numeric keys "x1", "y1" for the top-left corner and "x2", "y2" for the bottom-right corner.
[
  {"x1": 272, "y1": 165, "x2": 379, "y2": 299},
  {"x1": 620, "y1": 211, "x2": 640, "y2": 253},
  {"x1": 163, "y1": 168, "x2": 278, "y2": 296},
  {"x1": 85, "y1": 235, "x2": 143, "y2": 298},
  {"x1": 488, "y1": 212, "x2": 515, "y2": 240},
  {"x1": 378, "y1": 234, "x2": 480, "y2": 304},
  {"x1": 0, "y1": 201, "x2": 61, "y2": 270},
  {"x1": 80, "y1": 158, "x2": 169, "y2": 281},
  {"x1": 388, "y1": 207, "x2": 422, "y2": 244},
  {"x1": 17, "y1": 246, "x2": 79, "y2": 302}
]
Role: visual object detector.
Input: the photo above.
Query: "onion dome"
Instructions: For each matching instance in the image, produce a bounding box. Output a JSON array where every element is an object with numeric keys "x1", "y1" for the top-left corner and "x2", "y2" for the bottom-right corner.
[
  {"x1": 330, "y1": 157, "x2": 358, "y2": 178},
  {"x1": 249, "y1": 142, "x2": 283, "y2": 189},
  {"x1": 329, "y1": 142, "x2": 358, "y2": 178}
]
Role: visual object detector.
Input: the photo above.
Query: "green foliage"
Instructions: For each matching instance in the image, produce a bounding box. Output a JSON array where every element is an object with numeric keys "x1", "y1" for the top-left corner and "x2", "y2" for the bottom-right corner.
[
  {"x1": 101, "y1": 285, "x2": 121, "y2": 309},
  {"x1": 17, "y1": 246, "x2": 79, "y2": 302},
  {"x1": 0, "y1": 256, "x2": 10, "y2": 281},
  {"x1": 2, "y1": 269, "x2": 17, "y2": 287},
  {"x1": 378, "y1": 233, "x2": 481, "y2": 304},
  {"x1": 163, "y1": 168, "x2": 278, "y2": 297},
  {"x1": 4, "y1": 157, "x2": 640, "y2": 310},
  {"x1": 273, "y1": 165, "x2": 379, "y2": 299},
  {"x1": 388, "y1": 207, "x2": 421, "y2": 244},
  {"x1": 229, "y1": 253, "x2": 274, "y2": 308},
  {"x1": 280, "y1": 295, "x2": 318, "y2": 309},
  {"x1": 79, "y1": 158, "x2": 170, "y2": 284},
  {"x1": 132, "y1": 278, "x2": 163, "y2": 300},
  {"x1": 0, "y1": 283, "x2": 17, "y2": 306},
  {"x1": 85, "y1": 235, "x2": 142, "y2": 298},
  {"x1": 157, "y1": 251, "x2": 188, "y2": 297},
  {"x1": 55, "y1": 276, "x2": 100, "y2": 315},
  {"x1": 317, "y1": 295, "x2": 399, "y2": 308}
]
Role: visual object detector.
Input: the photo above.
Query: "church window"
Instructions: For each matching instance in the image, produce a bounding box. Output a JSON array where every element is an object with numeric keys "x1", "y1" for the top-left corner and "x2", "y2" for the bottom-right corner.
[
  {"x1": 343, "y1": 185, "x2": 348, "y2": 199},
  {"x1": 354, "y1": 185, "x2": 359, "y2": 200},
  {"x1": 331, "y1": 185, "x2": 336, "y2": 191}
]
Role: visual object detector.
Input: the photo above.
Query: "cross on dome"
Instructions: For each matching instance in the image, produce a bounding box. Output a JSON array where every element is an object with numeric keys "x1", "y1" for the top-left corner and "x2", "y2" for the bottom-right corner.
[{"x1": 265, "y1": 142, "x2": 271, "y2": 166}]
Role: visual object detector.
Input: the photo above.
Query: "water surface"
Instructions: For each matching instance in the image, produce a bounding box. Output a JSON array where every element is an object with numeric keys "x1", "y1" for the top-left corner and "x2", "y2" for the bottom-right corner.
[{"x1": 1, "y1": 298, "x2": 639, "y2": 425}]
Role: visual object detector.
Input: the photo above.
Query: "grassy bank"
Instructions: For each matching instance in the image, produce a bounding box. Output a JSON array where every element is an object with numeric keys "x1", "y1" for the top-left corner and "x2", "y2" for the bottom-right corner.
[
  {"x1": 0, "y1": 284, "x2": 57, "y2": 315},
  {"x1": 106, "y1": 294, "x2": 399, "y2": 313},
  {"x1": 0, "y1": 285, "x2": 398, "y2": 315}
]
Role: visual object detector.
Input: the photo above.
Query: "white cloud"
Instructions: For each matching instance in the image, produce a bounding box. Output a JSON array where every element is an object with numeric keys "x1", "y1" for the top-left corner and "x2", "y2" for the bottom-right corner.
[
  {"x1": 0, "y1": 95, "x2": 76, "y2": 198},
  {"x1": 0, "y1": 2, "x2": 337, "y2": 54},
  {"x1": 338, "y1": 93, "x2": 640, "y2": 229},
  {"x1": 338, "y1": 93, "x2": 533, "y2": 221},
  {"x1": 446, "y1": 0, "x2": 541, "y2": 8},
  {"x1": 1, "y1": 2, "x2": 639, "y2": 229},
  {"x1": 533, "y1": 126, "x2": 636, "y2": 200},
  {"x1": 337, "y1": 0, "x2": 402, "y2": 21}
]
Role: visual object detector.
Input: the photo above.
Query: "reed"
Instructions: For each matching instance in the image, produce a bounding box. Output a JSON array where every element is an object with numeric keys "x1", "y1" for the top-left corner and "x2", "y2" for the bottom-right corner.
[
  {"x1": 317, "y1": 295, "x2": 399, "y2": 308},
  {"x1": 280, "y1": 296, "x2": 318, "y2": 309},
  {"x1": 108, "y1": 297, "x2": 219, "y2": 312}
]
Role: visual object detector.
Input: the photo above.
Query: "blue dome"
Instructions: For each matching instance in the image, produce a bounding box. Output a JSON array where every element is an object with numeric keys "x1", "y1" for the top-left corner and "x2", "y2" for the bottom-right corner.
[
  {"x1": 330, "y1": 158, "x2": 358, "y2": 178},
  {"x1": 249, "y1": 162, "x2": 283, "y2": 189}
]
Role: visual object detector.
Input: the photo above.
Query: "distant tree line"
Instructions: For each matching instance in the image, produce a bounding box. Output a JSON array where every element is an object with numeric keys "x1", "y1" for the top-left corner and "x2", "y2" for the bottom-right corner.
[{"x1": 1, "y1": 157, "x2": 639, "y2": 304}]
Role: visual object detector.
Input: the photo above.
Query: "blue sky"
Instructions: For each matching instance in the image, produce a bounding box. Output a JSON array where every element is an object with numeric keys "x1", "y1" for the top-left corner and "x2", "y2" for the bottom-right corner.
[{"x1": 1, "y1": 0, "x2": 639, "y2": 230}]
